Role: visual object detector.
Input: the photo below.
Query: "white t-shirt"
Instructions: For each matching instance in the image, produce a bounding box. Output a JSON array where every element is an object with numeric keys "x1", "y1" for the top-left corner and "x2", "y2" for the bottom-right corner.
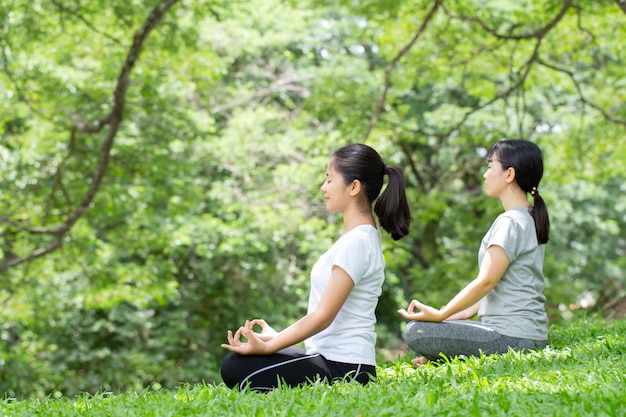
[{"x1": 304, "y1": 225, "x2": 385, "y2": 365}]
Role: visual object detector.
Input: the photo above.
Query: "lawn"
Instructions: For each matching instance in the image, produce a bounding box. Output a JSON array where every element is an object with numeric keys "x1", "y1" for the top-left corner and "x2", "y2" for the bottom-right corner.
[{"x1": 2, "y1": 318, "x2": 625, "y2": 416}]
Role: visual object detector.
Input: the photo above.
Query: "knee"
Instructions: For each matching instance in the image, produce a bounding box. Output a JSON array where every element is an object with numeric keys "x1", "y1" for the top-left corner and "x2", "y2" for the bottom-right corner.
[
  {"x1": 404, "y1": 320, "x2": 416, "y2": 333},
  {"x1": 403, "y1": 320, "x2": 422, "y2": 345},
  {"x1": 403, "y1": 321, "x2": 441, "y2": 360},
  {"x1": 220, "y1": 353, "x2": 241, "y2": 389}
]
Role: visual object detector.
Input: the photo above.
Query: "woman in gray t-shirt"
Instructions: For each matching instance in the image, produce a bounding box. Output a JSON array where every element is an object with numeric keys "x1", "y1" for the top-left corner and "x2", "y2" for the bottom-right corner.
[{"x1": 398, "y1": 139, "x2": 550, "y2": 365}]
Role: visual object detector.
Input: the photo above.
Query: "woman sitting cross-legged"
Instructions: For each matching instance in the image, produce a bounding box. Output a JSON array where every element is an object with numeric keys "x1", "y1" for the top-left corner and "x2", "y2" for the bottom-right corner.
[
  {"x1": 398, "y1": 139, "x2": 550, "y2": 366},
  {"x1": 220, "y1": 143, "x2": 411, "y2": 391}
]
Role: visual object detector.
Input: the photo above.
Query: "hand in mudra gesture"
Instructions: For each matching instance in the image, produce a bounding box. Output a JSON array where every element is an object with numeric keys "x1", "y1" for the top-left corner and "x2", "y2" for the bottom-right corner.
[
  {"x1": 245, "y1": 319, "x2": 278, "y2": 341},
  {"x1": 397, "y1": 299, "x2": 444, "y2": 322},
  {"x1": 220, "y1": 319, "x2": 278, "y2": 355}
]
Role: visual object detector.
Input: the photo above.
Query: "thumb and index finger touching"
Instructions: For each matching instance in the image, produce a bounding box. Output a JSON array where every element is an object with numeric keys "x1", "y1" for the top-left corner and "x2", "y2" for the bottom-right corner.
[{"x1": 397, "y1": 299, "x2": 427, "y2": 320}]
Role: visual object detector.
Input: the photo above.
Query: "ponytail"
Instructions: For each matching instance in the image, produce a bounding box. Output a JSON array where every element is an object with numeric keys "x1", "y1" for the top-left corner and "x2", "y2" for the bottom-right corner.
[
  {"x1": 530, "y1": 191, "x2": 550, "y2": 244},
  {"x1": 374, "y1": 165, "x2": 411, "y2": 240}
]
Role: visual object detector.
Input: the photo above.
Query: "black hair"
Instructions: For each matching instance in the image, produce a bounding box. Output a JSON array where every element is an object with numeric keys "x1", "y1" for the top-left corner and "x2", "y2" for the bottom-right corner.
[
  {"x1": 331, "y1": 143, "x2": 411, "y2": 240},
  {"x1": 487, "y1": 139, "x2": 550, "y2": 244}
]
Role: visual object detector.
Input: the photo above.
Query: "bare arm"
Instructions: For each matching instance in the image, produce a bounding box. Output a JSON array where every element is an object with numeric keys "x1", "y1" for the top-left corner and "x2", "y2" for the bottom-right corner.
[
  {"x1": 221, "y1": 265, "x2": 354, "y2": 355},
  {"x1": 398, "y1": 245, "x2": 509, "y2": 322},
  {"x1": 445, "y1": 301, "x2": 480, "y2": 321}
]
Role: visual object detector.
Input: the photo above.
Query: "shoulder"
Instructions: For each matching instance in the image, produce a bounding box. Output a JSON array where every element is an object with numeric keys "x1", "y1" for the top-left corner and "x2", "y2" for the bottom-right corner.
[
  {"x1": 334, "y1": 225, "x2": 382, "y2": 258},
  {"x1": 492, "y1": 208, "x2": 533, "y2": 231},
  {"x1": 332, "y1": 226, "x2": 384, "y2": 283},
  {"x1": 487, "y1": 208, "x2": 538, "y2": 258},
  {"x1": 340, "y1": 225, "x2": 380, "y2": 244}
]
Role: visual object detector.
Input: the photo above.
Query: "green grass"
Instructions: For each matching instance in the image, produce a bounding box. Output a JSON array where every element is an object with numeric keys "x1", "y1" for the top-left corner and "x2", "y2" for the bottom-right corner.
[{"x1": 3, "y1": 318, "x2": 626, "y2": 416}]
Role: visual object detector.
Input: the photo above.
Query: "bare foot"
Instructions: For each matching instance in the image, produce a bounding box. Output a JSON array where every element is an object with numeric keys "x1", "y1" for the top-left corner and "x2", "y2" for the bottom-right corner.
[{"x1": 411, "y1": 356, "x2": 429, "y2": 367}]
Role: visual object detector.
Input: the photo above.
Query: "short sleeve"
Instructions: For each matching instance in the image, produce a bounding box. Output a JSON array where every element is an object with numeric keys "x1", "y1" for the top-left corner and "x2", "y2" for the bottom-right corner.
[
  {"x1": 331, "y1": 231, "x2": 375, "y2": 285},
  {"x1": 485, "y1": 216, "x2": 522, "y2": 262}
]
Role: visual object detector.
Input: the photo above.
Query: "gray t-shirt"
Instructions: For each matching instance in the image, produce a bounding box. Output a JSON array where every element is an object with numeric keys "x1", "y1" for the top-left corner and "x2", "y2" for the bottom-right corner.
[{"x1": 477, "y1": 207, "x2": 548, "y2": 340}]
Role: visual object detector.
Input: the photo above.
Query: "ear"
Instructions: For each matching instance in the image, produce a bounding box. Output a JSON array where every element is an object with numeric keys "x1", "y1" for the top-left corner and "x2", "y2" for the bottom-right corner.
[
  {"x1": 505, "y1": 167, "x2": 516, "y2": 184},
  {"x1": 349, "y1": 179, "x2": 362, "y2": 196}
]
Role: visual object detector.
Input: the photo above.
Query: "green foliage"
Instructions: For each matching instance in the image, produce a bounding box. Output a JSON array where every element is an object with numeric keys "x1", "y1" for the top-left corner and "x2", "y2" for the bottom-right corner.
[
  {"x1": 1, "y1": 0, "x2": 625, "y2": 398},
  {"x1": 2, "y1": 318, "x2": 626, "y2": 416}
]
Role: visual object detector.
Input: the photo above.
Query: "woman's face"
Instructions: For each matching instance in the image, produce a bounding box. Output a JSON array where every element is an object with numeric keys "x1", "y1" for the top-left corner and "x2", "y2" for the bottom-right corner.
[
  {"x1": 483, "y1": 156, "x2": 508, "y2": 198},
  {"x1": 320, "y1": 160, "x2": 352, "y2": 212}
]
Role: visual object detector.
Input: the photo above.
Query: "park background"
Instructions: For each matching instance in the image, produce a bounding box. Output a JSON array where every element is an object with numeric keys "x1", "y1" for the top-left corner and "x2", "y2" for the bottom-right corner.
[{"x1": 1, "y1": 0, "x2": 624, "y2": 398}]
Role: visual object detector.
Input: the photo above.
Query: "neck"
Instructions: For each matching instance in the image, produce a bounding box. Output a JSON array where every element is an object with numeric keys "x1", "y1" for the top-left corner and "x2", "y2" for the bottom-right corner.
[
  {"x1": 342, "y1": 205, "x2": 376, "y2": 232},
  {"x1": 500, "y1": 192, "x2": 530, "y2": 211}
]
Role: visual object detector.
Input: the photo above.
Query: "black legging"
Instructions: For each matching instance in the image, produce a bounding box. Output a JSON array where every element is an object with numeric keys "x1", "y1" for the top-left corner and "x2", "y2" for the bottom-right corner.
[
  {"x1": 220, "y1": 346, "x2": 376, "y2": 391},
  {"x1": 404, "y1": 320, "x2": 547, "y2": 361}
]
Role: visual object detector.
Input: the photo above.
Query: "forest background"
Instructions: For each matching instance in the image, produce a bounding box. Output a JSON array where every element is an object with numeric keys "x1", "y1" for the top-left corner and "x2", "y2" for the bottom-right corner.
[{"x1": 1, "y1": 0, "x2": 625, "y2": 398}]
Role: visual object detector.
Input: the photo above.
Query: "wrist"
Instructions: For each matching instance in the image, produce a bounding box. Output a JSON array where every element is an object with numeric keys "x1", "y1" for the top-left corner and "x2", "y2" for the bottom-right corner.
[
  {"x1": 437, "y1": 308, "x2": 451, "y2": 321},
  {"x1": 264, "y1": 339, "x2": 279, "y2": 355}
]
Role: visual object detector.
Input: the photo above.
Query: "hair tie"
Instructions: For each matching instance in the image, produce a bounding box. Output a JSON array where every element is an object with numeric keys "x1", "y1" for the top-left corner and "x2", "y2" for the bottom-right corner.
[
  {"x1": 530, "y1": 186, "x2": 538, "y2": 196},
  {"x1": 383, "y1": 165, "x2": 389, "y2": 175}
]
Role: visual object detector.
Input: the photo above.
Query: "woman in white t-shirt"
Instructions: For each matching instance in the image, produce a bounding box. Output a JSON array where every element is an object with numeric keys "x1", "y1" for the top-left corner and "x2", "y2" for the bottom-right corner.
[
  {"x1": 220, "y1": 143, "x2": 411, "y2": 391},
  {"x1": 398, "y1": 139, "x2": 550, "y2": 366}
]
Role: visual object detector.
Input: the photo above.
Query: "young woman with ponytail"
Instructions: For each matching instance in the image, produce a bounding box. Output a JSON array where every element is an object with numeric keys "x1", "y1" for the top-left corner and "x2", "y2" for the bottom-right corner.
[
  {"x1": 220, "y1": 143, "x2": 411, "y2": 390},
  {"x1": 399, "y1": 139, "x2": 550, "y2": 366}
]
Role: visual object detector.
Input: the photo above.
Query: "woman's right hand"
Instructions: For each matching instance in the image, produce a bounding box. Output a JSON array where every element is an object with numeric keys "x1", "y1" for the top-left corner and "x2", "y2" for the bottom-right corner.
[
  {"x1": 245, "y1": 319, "x2": 278, "y2": 341},
  {"x1": 397, "y1": 299, "x2": 445, "y2": 322}
]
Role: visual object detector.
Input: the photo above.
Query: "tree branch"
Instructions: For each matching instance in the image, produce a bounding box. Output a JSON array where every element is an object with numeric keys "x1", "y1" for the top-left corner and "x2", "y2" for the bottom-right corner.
[
  {"x1": 50, "y1": 0, "x2": 124, "y2": 46},
  {"x1": 404, "y1": 1, "x2": 573, "y2": 140},
  {"x1": 537, "y1": 57, "x2": 626, "y2": 127},
  {"x1": 363, "y1": 0, "x2": 444, "y2": 142},
  {"x1": 1, "y1": 0, "x2": 181, "y2": 271},
  {"x1": 399, "y1": 139, "x2": 426, "y2": 193},
  {"x1": 444, "y1": 0, "x2": 574, "y2": 40}
]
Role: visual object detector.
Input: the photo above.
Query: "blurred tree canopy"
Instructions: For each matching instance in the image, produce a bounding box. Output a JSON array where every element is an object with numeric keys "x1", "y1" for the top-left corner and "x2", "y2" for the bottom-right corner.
[{"x1": 1, "y1": 0, "x2": 624, "y2": 397}]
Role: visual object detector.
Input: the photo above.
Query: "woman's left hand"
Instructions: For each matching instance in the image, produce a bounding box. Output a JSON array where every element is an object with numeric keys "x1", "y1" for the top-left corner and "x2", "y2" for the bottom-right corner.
[
  {"x1": 397, "y1": 299, "x2": 444, "y2": 322},
  {"x1": 245, "y1": 319, "x2": 278, "y2": 341},
  {"x1": 220, "y1": 321, "x2": 271, "y2": 355}
]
